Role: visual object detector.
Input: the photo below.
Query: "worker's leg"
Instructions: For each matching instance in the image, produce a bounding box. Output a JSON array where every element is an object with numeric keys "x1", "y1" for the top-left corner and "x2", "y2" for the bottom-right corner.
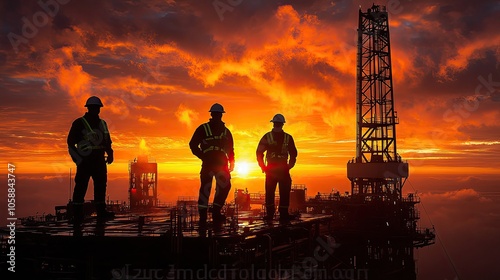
[
  {"x1": 93, "y1": 160, "x2": 110, "y2": 218},
  {"x1": 264, "y1": 171, "x2": 279, "y2": 219},
  {"x1": 213, "y1": 167, "x2": 231, "y2": 222},
  {"x1": 278, "y1": 171, "x2": 292, "y2": 218},
  {"x1": 198, "y1": 168, "x2": 213, "y2": 227},
  {"x1": 72, "y1": 162, "x2": 91, "y2": 223}
]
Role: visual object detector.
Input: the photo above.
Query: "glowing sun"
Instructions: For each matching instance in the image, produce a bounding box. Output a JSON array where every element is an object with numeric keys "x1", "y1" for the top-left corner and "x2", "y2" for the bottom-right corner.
[{"x1": 235, "y1": 161, "x2": 251, "y2": 177}]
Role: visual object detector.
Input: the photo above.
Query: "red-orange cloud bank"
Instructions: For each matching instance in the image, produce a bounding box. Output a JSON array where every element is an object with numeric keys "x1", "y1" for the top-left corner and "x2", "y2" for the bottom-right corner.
[{"x1": 0, "y1": 1, "x2": 498, "y2": 181}]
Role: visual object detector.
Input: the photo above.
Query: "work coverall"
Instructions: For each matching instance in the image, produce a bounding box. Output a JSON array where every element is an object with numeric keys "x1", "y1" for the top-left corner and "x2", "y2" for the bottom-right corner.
[
  {"x1": 67, "y1": 112, "x2": 113, "y2": 220},
  {"x1": 256, "y1": 128, "x2": 297, "y2": 219},
  {"x1": 189, "y1": 118, "x2": 234, "y2": 223}
]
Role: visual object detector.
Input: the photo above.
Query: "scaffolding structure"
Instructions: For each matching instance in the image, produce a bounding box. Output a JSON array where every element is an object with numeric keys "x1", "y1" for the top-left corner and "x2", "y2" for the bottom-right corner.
[{"x1": 129, "y1": 155, "x2": 158, "y2": 209}]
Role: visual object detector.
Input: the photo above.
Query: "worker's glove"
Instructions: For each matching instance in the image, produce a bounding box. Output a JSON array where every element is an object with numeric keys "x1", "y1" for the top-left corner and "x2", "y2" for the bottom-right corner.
[
  {"x1": 260, "y1": 165, "x2": 267, "y2": 173},
  {"x1": 229, "y1": 161, "x2": 235, "y2": 172},
  {"x1": 106, "y1": 153, "x2": 114, "y2": 164},
  {"x1": 68, "y1": 148, "x2": 81, "y2": 165},
  {"x1": 196, "y1": 150, "x2": 204, "y2": 161}
]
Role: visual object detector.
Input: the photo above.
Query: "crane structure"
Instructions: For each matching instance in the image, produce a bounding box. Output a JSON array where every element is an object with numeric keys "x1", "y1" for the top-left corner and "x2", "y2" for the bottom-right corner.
[{"x1": 347, "y1": 4, "x2": 408, "y2": 201}]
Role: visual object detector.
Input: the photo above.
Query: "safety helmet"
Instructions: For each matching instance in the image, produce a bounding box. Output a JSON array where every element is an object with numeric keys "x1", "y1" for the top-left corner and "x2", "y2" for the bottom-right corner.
[
  {"x1": 84, "y1": 96, "x2": 103, "y2": 107},
  {"x1": 270, "y1": 114, "x2": 286, "y2": 123},
  {"x1": 209, "y1": 103, "x2": 225, "y2": 113}
]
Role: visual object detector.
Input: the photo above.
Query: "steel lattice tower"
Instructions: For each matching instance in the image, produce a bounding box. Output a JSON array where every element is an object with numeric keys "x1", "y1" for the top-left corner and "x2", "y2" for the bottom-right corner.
[{"x1": 347, "y1": 5, "x2": 408, "y2": 200}]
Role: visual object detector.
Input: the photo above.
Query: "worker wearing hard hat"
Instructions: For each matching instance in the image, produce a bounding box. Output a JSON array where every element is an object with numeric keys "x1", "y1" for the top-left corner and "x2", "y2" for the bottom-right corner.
[
  {"x1": 67, "y1": 96, "x2": 114, "y2": 225},
  {"x1": 189, "y1": 103, "x2": 235, "y2": 229},
  {"x1": 256, "y1": 114, "x2": 298, "y2": 222}
]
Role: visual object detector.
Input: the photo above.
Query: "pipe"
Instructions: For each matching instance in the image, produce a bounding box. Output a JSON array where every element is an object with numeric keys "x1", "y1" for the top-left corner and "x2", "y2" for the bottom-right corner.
[{"x1": 263, "y1": 233, "x2": 273, "y2": 272}]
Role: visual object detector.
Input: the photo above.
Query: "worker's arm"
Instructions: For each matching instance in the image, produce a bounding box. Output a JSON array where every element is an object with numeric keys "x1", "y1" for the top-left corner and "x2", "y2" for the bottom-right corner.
[
  {"x1": 67, "y1": 120, "x2": 82, "y2": 165},
  {"x1": 256, "y1": 134, "x2": 268, "y2": 172},
  {"x1": 288, "y1": 135, "x2": 298, "y2": 169},
  {"x1": 189, "y1": 126, "x2": 204, "y2": 160},
  {"x1": 225, "y1": 129, "x2": 235, "y2": 172},
  {"x1": 102, "y1": 120, "x2": 113, "y2": 164}
]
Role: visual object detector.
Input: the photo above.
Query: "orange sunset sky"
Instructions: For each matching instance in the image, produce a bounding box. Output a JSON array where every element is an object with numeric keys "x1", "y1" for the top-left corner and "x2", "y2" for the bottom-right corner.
[
  {"x1": 0, "y1": 1, "x2": 499, "y2": 278},
  {"x1": 1, "y1": 0, "x2": 498, "y2": 179},
  {"x1": 1, "y1": 0, "x2": 499, "y2": 207}
]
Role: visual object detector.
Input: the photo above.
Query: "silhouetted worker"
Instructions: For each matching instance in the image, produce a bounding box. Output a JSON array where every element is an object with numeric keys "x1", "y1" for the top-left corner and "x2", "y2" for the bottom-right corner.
[
  {"x1": 256, "y1": 114, "x2": 297, "y2": 221},
  {"x1": 189, "y1": 103, "x2": 235, "y2": 229},
  {"x1": 67, "y1": 96, "x2": 114, "y2": 224}
]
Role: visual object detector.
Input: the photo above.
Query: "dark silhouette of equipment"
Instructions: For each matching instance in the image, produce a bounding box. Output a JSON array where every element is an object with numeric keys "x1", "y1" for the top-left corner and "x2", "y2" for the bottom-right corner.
[
  {"x1": 289, "y1": 184, "x2": 307, "y2": 212},
  {"x1": 233, "y1": 184, "x2": 307, "y2": 213},
  {"x1": 347, "y1": 4, "x2": 407, "y2": 201},
  {"x1": 129, "y1": 155, "x2": 158, "y2": 209},
  {"x1": 338, "y1": 5, "x2": 435, "y2": 279},
  {"x1": 301, "y1": 5, "x2": 435, "y2": 280}
]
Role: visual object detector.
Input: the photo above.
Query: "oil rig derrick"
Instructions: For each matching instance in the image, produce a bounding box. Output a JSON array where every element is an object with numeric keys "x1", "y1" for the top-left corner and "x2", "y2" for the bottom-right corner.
[
  {"x1": 335, "y1": 4, "x2": 436, "y2": 279},
  {"x1": 347, "y1": 4, "x2": 407, "y2": 202},
  {"x1": 345, "y1": 2, "x2": 437, "y2": 238}
]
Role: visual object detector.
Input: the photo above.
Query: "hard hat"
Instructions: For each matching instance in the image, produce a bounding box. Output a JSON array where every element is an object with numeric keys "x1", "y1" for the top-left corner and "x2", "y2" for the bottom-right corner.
[
  {"x1": 209, "y1": 103, "x2": 225, "y2": 113},
  {"x1": 84, "y1": 96, "x2": 103, "y2": 107},
  {"x1": 270, "y1": 114, "x2": 286, "y2": 123}
]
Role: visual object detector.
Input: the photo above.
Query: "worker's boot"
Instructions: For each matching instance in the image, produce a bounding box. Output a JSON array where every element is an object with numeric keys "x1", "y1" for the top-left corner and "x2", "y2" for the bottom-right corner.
[
  {"x1": 96, "y1": 202, "x2": 115, "y2": 222},
  {"x1": 72, "y1": 203, "x2": 84, "y2": 225},
  {"x1": 279, "y1": 209, "x2": 296, "y2": 223},
  {"x1": 199, "y1": 209, "x2": 208, "y2": 229},
  {"x1": 212, "y1": 205, "x2": 226, "y2": 225},
  {"x1": 263, "y1": 206, "x2": 274, "y2": 221}
]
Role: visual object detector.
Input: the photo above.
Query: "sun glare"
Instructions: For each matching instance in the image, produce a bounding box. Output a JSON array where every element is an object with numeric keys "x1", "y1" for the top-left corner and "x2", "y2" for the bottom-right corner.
[{"x1": 235, "y1": 161, "x2": 251, "y2": 177}]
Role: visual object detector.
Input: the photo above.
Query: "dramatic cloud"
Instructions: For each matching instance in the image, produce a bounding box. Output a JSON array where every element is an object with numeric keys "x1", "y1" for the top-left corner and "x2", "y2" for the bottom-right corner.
[
  {"x1": 416, "y1": 188, "x2": 500, "y2": 280},
  {"x1": 420, "y1": 188, "x2": 491, "y2": 202},
  {"x1": 1, "y1": 0, "x2": 498, "y2": 179},
  {"x1": 138, "y1": 138, "x2": 150, "y2": 155},
  {"x1": 175, "y1": 103, "x2": 199, "y2": 128}
]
